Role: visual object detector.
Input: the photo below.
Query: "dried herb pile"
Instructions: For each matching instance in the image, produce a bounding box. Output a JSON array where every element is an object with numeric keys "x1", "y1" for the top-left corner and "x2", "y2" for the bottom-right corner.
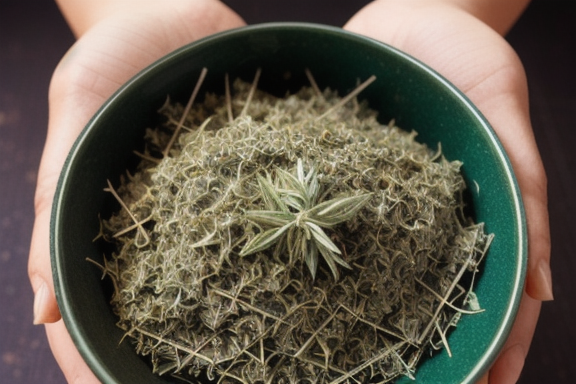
[{"x1": 97, "y1": 72, "x2": 492, "y2": 383}]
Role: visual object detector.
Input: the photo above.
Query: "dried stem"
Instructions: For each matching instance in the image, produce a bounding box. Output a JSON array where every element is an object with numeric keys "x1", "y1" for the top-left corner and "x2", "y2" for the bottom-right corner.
[
  {"x1": 225, "y1": 72, "x2": 234, "y2": 123},
  {"x1": 240, "y1": 68, "x2": 262, "y2": 117},
  {"x1": 318, "y1": 75, "x2": 376, "y2": 120},
  {"x1": 163, "y1": 67, "x2": 208, "y2": 157},
  {"x1": 104, "y1": 179, "x2": 150, "y2": 247},
  {"x1": 305, "y1": 68, "x2": 323, "y2": 98}
]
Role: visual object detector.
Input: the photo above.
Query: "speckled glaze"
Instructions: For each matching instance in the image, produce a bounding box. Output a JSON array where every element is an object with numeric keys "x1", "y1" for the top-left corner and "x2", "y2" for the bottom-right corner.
[{"x1": 51, "y1": 23, "x2": 526, "y2": 384}]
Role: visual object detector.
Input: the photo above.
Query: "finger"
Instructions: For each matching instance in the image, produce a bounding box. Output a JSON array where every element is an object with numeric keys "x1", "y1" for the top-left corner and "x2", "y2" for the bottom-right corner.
[
  {"x1": 466, "y1": 64, "x2": 553, "y2": 302},
  {"x1": 476, "y1": 371, "x2": 489, "y2": 384},
  {"x1": 29, "y1": 208, "x2": 61, "y2": 324},
  {"x1": 522, "y1": 186, "x2": 553, "y2": 301},
  {"x1": 488, "y1": 292, "x2": 541, "y2": 383},
  {"x1": 45, "y1": 320, "x2": 101, "y2": 383}
]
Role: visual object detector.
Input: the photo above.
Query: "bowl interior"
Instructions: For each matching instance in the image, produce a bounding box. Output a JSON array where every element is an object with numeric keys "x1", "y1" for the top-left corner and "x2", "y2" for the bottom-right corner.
[{"x1": 51, "y1": 23, "x2": 526, "y2": 384}]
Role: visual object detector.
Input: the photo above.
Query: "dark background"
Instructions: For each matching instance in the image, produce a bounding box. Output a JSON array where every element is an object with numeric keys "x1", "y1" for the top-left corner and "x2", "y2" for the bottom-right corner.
[{"x1": 1, "y1": 1, "x2": 574, "y2": 383}]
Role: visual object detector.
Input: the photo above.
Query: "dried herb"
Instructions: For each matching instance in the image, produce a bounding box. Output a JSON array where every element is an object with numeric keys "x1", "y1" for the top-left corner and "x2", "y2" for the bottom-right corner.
[{"x1": 94, "y1": 69, "x2": 492, "y2": 383}]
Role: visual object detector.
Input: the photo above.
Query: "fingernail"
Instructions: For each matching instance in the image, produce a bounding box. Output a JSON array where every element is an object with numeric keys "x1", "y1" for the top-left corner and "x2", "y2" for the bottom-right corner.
[
  {"x1": 536, "y1": 259, "x2": 554, "y2": 301},
  {"x1": 33, "y1": 281, "x2": 49, "y2": 325}
]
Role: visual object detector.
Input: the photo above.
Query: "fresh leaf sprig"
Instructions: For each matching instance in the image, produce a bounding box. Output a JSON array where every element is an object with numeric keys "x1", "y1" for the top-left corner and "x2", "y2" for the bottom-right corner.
[{"x1": 240, "y1": 159, "x2": 372, "y2": 280}]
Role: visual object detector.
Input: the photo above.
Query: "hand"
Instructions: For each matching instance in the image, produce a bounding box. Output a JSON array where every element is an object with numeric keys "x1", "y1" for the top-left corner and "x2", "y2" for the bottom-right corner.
[
  {"x1": 345, "y1": 1, "x2": 552, "y2": 383},
  {"x1": 27, "y1": 1, "x2": 245, "y2": 382}
]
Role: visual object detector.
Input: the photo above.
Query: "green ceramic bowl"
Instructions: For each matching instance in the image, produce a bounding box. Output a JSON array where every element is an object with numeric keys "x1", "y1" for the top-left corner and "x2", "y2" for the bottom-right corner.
[{"x1": 51, "y1": 23, "x2": 526, "y2": 384}]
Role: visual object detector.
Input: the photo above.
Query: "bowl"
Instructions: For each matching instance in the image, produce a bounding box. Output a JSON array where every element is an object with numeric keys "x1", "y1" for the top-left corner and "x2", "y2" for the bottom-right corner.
[{"x1": 51, "y1": 23, "x2": 526, "y2": 384}]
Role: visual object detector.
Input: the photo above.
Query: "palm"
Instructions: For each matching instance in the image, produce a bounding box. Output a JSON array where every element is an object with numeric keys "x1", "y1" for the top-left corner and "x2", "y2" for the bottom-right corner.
[{"x1": 345, "y1": 3, "x2": 549, "y2": 384}]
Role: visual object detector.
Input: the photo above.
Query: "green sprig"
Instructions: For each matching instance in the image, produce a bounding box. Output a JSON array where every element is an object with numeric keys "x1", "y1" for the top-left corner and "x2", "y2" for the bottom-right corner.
[{"x1": 240, "y1": 159, "x2": 372, "y2": 280}]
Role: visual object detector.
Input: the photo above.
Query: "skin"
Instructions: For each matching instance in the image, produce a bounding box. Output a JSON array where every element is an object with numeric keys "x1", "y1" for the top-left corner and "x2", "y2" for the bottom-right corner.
[{"x1": 28, "y1": 1, "x2": 552, "y2": 383}]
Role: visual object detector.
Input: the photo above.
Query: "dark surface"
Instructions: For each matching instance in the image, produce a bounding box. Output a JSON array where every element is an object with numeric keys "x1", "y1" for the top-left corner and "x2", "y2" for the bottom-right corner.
[{"x1": 0, "y1": 1, "x2": 574, "y2": 383}]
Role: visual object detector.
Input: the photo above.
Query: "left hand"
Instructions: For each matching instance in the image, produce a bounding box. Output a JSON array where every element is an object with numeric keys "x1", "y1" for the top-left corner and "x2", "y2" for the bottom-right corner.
[{"x1": 28, "y1": 2, "x2": 246, "y2": 382}]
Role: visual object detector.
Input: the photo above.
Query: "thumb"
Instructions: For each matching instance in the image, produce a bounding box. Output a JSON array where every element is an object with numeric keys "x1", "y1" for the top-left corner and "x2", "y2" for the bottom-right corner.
[
  {"x1": 29, "y1": 208, "x2": 61, "y2": 325},
  {"x1": 28, "y1": 39, "x2": 112, "y2": 325}
]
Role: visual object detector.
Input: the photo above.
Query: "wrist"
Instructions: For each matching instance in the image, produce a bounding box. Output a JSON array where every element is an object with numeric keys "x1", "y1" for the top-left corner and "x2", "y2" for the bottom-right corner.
[
  {"x1": 347, "y1": 0, "x2": 530, "y2": 37},
  {"x1": 55, "y1": 0, "x2": 244, "y2": 38}
]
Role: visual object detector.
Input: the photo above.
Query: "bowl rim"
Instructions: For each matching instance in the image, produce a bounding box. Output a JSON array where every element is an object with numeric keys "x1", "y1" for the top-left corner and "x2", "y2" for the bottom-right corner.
[{"x1": 51, "y1": 21, "x2": 527, "y2": 384}]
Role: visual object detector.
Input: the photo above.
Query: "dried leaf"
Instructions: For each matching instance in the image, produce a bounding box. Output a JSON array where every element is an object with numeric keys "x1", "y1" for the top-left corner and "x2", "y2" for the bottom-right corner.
[
  {"x1": 309, "y1": 193, "x2": 372, "y2": 226},
  {"x1": 239, "y1": 222, "x2": 292, "y2": 256}
]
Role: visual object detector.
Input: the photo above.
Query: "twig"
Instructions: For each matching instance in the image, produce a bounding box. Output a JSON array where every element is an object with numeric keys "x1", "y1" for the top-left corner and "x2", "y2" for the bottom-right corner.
[{"x1": 163, "y1": 67, "x2": 208, "y2": 157}]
